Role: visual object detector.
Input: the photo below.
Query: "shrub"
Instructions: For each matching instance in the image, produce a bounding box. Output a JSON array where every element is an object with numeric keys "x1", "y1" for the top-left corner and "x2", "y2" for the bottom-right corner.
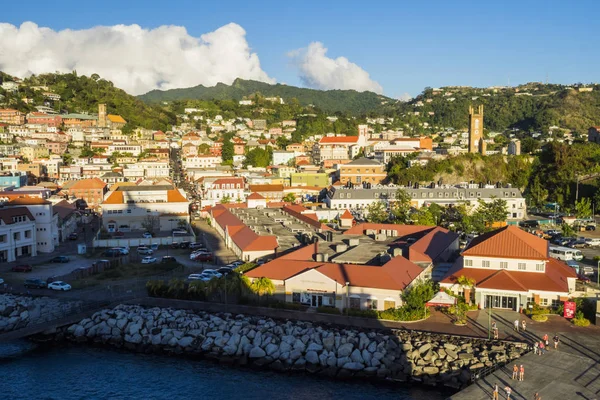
[
  {"x1": 317, "y1": 306, "x2": 341, "y2": 315},
  {"x1": 531, "y1": 314, "x2": 548, "y2": 322},
  {"x1": 235, "y1": 263, "x2": 257, "y2": 274},
  {"x1": 268, "y1": 301, "x2": 305, "y2": 311},
  {"x1": 573, "y1": 317, "x2": 591, "y2": 327},
  {"x1": 347, "y1": 308, "x2": 378, "y2": 319},
  {"x1": 146, "y1": 280, "x2": 167, "y2": 297}
]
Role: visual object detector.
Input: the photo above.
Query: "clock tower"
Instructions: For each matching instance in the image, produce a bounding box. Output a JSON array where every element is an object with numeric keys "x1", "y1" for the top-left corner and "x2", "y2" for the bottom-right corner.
[{"x1": 468, "y1": 105, "x2": 485, "y2": 154}]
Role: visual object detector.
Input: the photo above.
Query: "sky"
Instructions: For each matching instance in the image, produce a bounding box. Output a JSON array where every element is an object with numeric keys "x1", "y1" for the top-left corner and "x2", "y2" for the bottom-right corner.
[{"x1": 0, "y1": 0, "x2": 598, "y2": 98}]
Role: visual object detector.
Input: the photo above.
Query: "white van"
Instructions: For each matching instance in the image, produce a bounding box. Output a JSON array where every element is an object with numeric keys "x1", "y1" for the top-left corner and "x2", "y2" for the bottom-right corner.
[
  {"x1": 549, "y1": 246, "x2": 584, "y2": 261},
  {"x1": 585, "y1": 238, "x2": 600, "y2": 247}
]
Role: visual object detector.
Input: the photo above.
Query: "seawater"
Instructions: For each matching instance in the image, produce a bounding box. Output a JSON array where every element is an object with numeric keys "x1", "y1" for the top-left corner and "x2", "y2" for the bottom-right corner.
[{"x1": 0, "y1": 342, "x2": 454, "y2": 400}]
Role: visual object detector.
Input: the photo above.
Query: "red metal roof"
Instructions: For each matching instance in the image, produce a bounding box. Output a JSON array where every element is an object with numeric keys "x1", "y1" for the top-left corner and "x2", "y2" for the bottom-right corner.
[{"x1": 462, "y1": 225, "x2": 548, "y2": 260}]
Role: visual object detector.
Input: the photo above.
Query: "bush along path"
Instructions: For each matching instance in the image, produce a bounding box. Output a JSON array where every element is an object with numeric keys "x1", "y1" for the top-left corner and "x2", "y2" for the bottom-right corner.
[{"x1": 44, "y1": 304, "x2": 529, "y2": 390}]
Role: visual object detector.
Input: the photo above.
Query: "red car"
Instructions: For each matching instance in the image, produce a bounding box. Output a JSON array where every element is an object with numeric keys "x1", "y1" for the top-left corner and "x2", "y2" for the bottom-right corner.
[
  {"x1": 12, "y1": 264, "x2": 33, "y2": 272},
  {"x1": 577, "y1": 274, "x2": 591, "y2": 283}
]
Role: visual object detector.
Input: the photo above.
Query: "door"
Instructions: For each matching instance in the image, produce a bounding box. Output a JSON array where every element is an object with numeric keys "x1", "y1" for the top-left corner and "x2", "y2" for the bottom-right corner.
[{"x1": 311, "y1": 295, "x2": 323, "y2": 307}]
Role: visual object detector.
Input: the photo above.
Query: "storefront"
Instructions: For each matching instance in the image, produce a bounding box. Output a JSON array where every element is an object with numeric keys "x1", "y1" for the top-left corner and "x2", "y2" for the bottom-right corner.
[{"x1": 485, "y1": 294, "x2": 518, "y2": 311}]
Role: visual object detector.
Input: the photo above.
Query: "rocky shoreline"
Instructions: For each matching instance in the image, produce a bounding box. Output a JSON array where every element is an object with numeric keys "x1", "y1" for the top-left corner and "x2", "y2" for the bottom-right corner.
[
  {"x1": 42, "y1": 304, "x2": 528, "y2": 389},
  {"x1": 0, "y1": 294, "x2": 82, "y2": 333}
]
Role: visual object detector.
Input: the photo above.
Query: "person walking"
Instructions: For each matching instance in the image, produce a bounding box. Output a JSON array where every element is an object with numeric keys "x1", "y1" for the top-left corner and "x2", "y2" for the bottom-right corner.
[
  {"x1": 512, "y1": 364, "x2": 518, "y2": 380},
  {"x1": 491, "y1": 321, "x2": 499, "y2": 339},
  {"x1": 521, "y1": 319, "x2": 527, "y2": 332},
  {"x1": 505, "y1": 386, "x2": 512, "y2": 399},
  {"x1": 539, "y1": 341, "x2": 545, "y2": 355},
  {"x1": 543, "y1": 333, "x2": 549, "y2": 347},
  {"x1": 553, "y1": 334, "x2": 560, "y2": 349},
  {"x1": 533, "y1": 341, "x2": 539, "y2": 355},
  {"x1": 514, "y1": 319, "x2": 520, "y2": 332},
  {"x1": 519, "y1": 364, "x2": 525, "y2": 381},
  {"x1": 492, "y1": 382, "x2": 499, "y2": 400}
]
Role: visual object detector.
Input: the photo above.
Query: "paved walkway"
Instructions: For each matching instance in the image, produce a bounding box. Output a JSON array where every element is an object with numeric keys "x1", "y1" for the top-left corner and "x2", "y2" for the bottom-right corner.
[{"x1": 191, "y1": 220, "x2": 238, "y2": 265}]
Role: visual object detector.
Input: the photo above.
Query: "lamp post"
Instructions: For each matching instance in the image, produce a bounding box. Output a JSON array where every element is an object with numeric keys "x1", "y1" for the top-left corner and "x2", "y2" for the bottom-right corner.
[{"x1": 345, "y1": 282, "x2": 350, "y2": 316}]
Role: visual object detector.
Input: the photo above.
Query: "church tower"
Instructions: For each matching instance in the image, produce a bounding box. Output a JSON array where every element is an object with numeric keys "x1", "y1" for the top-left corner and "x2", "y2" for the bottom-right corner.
[
  {"x1": 98, "y1": 103, "x2": 107, "y2": 128},
  {"x1": 468, "y1": 105, "x2": 485, "y2": 154}
]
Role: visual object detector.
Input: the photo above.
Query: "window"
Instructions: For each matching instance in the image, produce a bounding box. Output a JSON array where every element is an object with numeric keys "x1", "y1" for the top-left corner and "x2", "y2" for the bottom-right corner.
[
  {"x1": 349, "y1": 297, "x2": 361, "y2": 309},
  {"x1": 464, "y1": 259, "x2": 473, "y2": 267},
  {"x1": 383, "y1": 300, "x2": 396, "y2": 310},
  {"x1": 0, "y1": 235, "x2": 6, "y2": 243},
  {"x1": 292, "y1": 293, "x2": 301, "y2": 303},
  {"x1": 366, "y1": 298, "x2": 378, "y2": 310},
  {"x1": 500, "y1": 262, "x2": 508, "y2": 269},
  {"x1": 540, "y1": 298, "x2": 548, "y2": 306},
  {"x1": 551, "y1": 299, "x2": 560, "y2": 308},
  {"x1": 518, "y1": 263, "x2": 526, "y2": 270},
  {"x1": 13, "y1": 232, "x2": 20, "y2": 241},
  {"x1": 347, "y1": 193, "x2": 351, "y2": 199},
  {"x1": 24, "y1": 230, "x2": 31, "y2": 238},
  {"x1": 482, "y1": 260, "x2": 490, "y2": 268},
  {"x1": 536, "y1": 263, "x2": 545, "y2": 272},
  {"x1": 127, "y1": 209, "x2": 132, "y2": 214}
]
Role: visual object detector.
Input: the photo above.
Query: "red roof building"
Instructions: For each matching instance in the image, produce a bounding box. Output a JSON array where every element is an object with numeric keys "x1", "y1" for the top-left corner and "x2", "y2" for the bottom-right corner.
[{"x1": 440, "y1": 226, "x2": 577, "y2": 311}]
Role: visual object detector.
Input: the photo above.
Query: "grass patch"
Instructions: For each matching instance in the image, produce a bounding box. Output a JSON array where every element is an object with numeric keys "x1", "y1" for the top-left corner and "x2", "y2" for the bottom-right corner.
[
  {"x1": 70, "y1": 261, "x2": 183, "y2": 289},
  {"x1": 531, "y1": 314, "x2": 548, "y2": 322}
]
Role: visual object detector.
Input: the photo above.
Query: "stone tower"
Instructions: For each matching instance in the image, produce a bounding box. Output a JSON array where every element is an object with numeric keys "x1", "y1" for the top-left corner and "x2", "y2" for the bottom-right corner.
[
  {"x1": 98, "y1": 103, "x2": 107, "y2": 128},
  {"x1": 468, "y1": 105, "x2": 485, "y2": 154}
]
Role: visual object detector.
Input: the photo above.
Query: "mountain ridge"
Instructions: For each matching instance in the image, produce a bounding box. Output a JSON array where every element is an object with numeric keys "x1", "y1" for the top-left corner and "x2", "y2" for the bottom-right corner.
[{"x1": 138, "y1": 78, "x2": 394, "y2": 114}]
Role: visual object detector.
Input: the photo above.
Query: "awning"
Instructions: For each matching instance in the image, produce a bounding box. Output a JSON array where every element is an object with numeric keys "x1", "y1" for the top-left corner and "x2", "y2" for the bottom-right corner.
[{"x1": 426, "y1": 291, "x2": 457, "y2": 307}]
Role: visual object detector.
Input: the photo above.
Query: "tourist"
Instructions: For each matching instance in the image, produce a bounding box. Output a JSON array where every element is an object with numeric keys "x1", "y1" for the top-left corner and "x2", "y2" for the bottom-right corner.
[
  {"x1": 514, "y1": 319, "x2": 520, "y2": 332},
  {"x1": 553, "y1": 334, "x2": 560, "y2": 349},
  {"x1": 521, "y1": 320, "x2": 527, "y2": 332},
  {"x1": 491, "y1": 321, "x2": 498, "y2": 339},
  {"x1": 534, "y1": 393, "x2": 541, "y2": 400},
  {"x1": 505, "y1": 386, "x2": 512, "y2": 399},
  {"x1": 539, "y1": 341, "x2": 545, "y2": 355},
  {"x1": 543, "y1": 333, "x2": 549, "y2": 347},
  {"x1": 492, "y1": 382, "x2": 499, "y2": 400},
  {"x1": 512, "y1": 364, "x2": 518, "y2": 379},
  {"x1": 533, "y1": 341, "x2": 539, "y2": 355},
  {"x1": 519, "y1": 364, "x2": 525, "y2": 381}
]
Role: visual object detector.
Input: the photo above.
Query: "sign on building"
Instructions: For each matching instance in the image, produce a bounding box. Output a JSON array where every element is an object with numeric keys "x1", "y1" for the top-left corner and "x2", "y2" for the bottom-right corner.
[{"x1": 563, "y1": 301, "x2": 576, "y2": 319}]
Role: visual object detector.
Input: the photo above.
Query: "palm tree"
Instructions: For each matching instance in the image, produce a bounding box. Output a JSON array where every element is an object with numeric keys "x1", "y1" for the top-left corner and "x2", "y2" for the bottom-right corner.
[
  {"x1": 250, "y1": 277, "x2": 275, "y2": 305},
  {"x1": 187, "y1": 280, "x2": 206, "y2": 300},
  {"x1": 456, "y1": 275, "x2": 476, "y2": 304}
]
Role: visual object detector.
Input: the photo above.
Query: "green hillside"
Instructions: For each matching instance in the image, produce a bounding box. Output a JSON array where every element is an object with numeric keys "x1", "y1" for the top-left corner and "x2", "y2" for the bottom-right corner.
[
  {"x1": 0, "y1": 72, "x2": 176, "y2": 131},
  {"x1": 391, "y1": 83, "x2": 600, "y2": 134},
  {"x1": 138, "y1": 78, "x2": 393, "y2": 114}
]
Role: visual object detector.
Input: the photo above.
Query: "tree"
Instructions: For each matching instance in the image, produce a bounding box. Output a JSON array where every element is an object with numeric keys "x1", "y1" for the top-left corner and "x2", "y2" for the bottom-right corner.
[
  {"x1": 198, "y1": 143, "x2": 211, "y2": 155},
  {"x1": 575, "y1": 197, "x2": 592, "y2": 218},
  {"x1": 411, "y1": 207, "x2": 436, "y2": 226},
  {"x1": 473, "y1": 198, "x2": 508, "y2": 229},
  {"x1": 221, "y1": 136, "x2": 234, "y2": 163},
  {"x1": 283, "y1": 193, "x2": 296, "y2": 203},
  {"x1": 390, "y1": 188, "x2": 411, "y2": 224},
  {"x1": 401, "y1": 279, "x2": 437, "y2": 318},
  {"x1": 141, "y1": 215, "x2": 159, "y2": 234},
  {"x1": 250, "y1": 277, "x2": 275, "y2": 305},
  {"x1": 220, "y1": 195, "x2": 231, "y2": 204},
  {"x1": 528, "y1": 174, "x2": 549, "y2": 208},
  {"x1": 366, "y1": 201, "x2": 388, "y2": 223},
  {"x1": 61, "y1": 153, "x2": 73, "y2": 166},
  {"x1": 244, "y1": 147, "x2": 272, "y2": 168},
  {"x1": 561, "y1": 223, "x2": 575, "y2": 238}
]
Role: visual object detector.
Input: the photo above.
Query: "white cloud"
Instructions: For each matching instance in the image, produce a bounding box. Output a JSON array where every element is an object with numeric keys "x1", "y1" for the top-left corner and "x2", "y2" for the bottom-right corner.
[
  {"x1": 397, "y1": 92, "x2": 412, "y2": 101},
  {"x1": 0, "y1": 22, "x2": 274, "y2": 95},
  {"x1": 288, "y1": 42, "x2": 383, "y2": 94}
]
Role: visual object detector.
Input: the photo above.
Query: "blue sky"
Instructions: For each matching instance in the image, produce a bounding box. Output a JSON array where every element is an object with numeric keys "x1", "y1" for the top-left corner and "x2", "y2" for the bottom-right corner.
[{"x1": 1, "y1": 0, "x2": 598, "y2": 97}]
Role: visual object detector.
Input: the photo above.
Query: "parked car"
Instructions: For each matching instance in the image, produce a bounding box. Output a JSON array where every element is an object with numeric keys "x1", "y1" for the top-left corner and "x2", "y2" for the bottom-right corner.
[
  {"x1": 161, "y1": 256, "x2": 176, "y2": 264},
  {"x1": 256, "y1": 259, "x2": 266, "y2": 265},
  {"x1": 150, "y1": 243, "x2": 159, "y2": 251},
  {"x1": 50, "y1": 256, "x2": 70, "y2": 263},
  {"x1": 103, "y1": 249, "x2": 121, "y2": 257},
  {"x1": 586, "y1": 225, "x2": 596, "y2": 231},
  {"x1": 545, "y1": 229, "x2": 560, "y2": 237},
  {"x1": 141, "y1": 256, "x2": 157, "y2": 264},
  {"x1": 179, "y1": 241, "x2": 191, "y2": 249},
  {"x1": 187, "y1": 273, "x2": 210, "y2": 282},
  {"x1": 190, "y1": 252, "x2": 212, "y2": 262},
  {"x1": 68, "y1": 232, "x2": 78, "y2": 240},
  {"x1": 569, "y1": 238, "x2": 587, "y2": 248},
  {"x1": 143, "y1": 232, "x2": 153, "y2": 239},
  {"x1": 48, "y1": 281, "x2": 72, "y2": 291},
  {"x1": 137, "y1": 247, "x2": 154, "y2": 255},
  {"x1": 113, "y1": 231, "x2": 125, "y2": 237},
  {"x1": 226, "y1": 261, "x2": 244, "y2": 269},
  {"x1": 11, "y1": 264, "x2": 32, "y2": 272},
  {"x1": 577, "y1": 274, "x2": 591, "y2": 283},
  {"x1": 0, "y1": 278, "x2": 4, "y2": 285},
  {"x1": 217, "y1": 267, "x2": 234, "y2": 275},
  {"x1": 201, "y1": 269, "x2": 222, "y2": 279},
  {"x1": 189, "y1": 242, "x2": 205, "y2": 250},
  {"x1": 24, "y1": 278, "x2": 47, "y2": 289}
]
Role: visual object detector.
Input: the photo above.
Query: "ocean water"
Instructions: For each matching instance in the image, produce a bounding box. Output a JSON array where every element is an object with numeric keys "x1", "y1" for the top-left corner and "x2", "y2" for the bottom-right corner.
[{"x1": 0, "y1": 342, "x2": 454, "y2": 400}]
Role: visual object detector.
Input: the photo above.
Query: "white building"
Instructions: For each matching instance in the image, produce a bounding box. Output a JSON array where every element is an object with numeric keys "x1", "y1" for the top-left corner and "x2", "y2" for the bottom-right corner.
[
  {"x1": 101, "y1": 184, "x2": 189, "y2": 232},
  {"x1": 0, "y1": 207, "x2": 37, "y2": 263},
  {"x1": 272, "y1": 150, "x2": 295, "y2": 166},
  {"x1": 183, "y1": 155, "x2": 222, "y2": 170},
  {"x1": 5, "y1": 197, "x2": 58, "y2": 253},
  {"x1": 441, "y1": 226, "x2": 578, "y2": 311},
  {"x1": 201, "y1": 177, "x2": 246, "y2": 207}
]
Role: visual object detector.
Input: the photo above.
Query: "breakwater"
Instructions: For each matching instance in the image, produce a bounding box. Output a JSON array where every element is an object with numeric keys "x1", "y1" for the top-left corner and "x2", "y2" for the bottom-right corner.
[
  {"x1": 0, "y1": 294, "x2": 82, "y2": 333},
  {"x1": 51, "y1": 304, "x2": 528, "y2": 389}
]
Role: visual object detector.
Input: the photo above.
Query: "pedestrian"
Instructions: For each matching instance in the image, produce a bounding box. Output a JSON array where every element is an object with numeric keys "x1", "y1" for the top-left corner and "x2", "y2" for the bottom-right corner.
[
  {"x1": 553, "y1": 334, "x2": 560, "y2": 349},
  {"x1": 491, "y1": 321, "x2": 498, "y2": 339},
  {"x1": 514, "y1": 319, "x2": 520, "y2": 332},
  {"x1": 521, "y1": 319, "x2": 527, "y2": 332},
  {"x1": 519, "y1": 364, "x2": 525, "y2": 381},
  {"x1": 543, "y1": 333, "x2": 549, "y2": 347},
  {"x1": 505, "y1": 386, "x2": 512, "y2": 399},
  {"x1": 492, "y1": 382, "x2": 499, "y2": 400},
  {"x1": 539, "y1": 341, "x2": 545, "y2": 355},
  {"x1": 512, "y1": 364, "x2": 518, "y2": 380},
  {"x1": 533, "y1": 341, "x2": 539, "y2": 355}
]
